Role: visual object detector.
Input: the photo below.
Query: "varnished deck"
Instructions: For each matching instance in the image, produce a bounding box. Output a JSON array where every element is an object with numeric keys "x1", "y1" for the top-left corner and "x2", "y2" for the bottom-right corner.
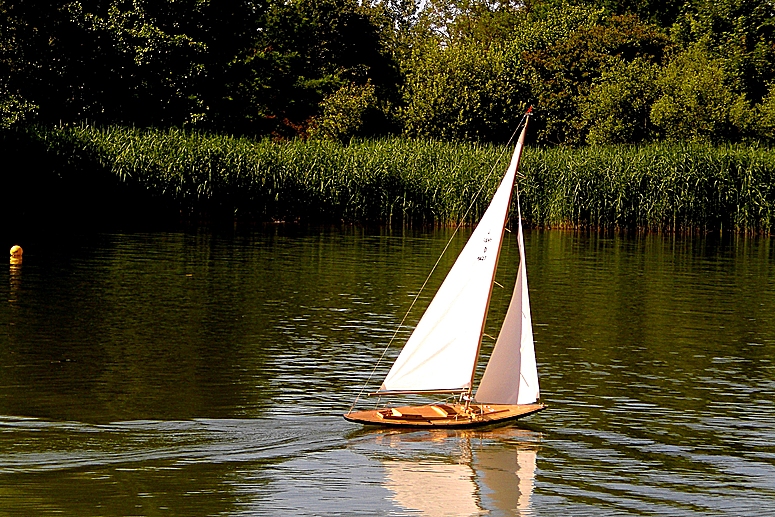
[{"x1": 343, "y1": 403, "x2": 545, "y2": 428}]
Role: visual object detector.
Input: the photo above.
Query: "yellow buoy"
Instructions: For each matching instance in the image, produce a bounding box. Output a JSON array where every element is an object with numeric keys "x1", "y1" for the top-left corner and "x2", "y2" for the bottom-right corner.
[{"x1": 10, "y1": 245, "x2": 23, "y2": 265}]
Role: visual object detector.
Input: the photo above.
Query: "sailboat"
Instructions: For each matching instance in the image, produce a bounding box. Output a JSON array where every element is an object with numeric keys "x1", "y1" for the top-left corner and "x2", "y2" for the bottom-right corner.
[{"x1": 344, "y1": 112, "x2": 544, "y2": 428}]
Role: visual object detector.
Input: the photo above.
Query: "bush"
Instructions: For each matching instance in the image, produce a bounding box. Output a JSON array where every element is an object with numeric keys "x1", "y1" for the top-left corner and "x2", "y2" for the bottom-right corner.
[
  {"x1": 0, "y1": 93, "x2": 37, "y2": 129},
  {"x1": 20, "y1": 124, "x2": 775, "y2": 232},
  {"x1": 309, "y1": 82, "x2": 378, "y2": 141},
  {"x1": 582, "y1": 57, "x2": 661, "y2": 144},
  {"x1": 650, "y1": 43, "x2": 751, "y2": 142},
  {"x1": 399, "y1": 40, "x2": 524, "y2": 142},
  {"x1": 522, "y1": 13, "x2": 669, "y2": 145}
]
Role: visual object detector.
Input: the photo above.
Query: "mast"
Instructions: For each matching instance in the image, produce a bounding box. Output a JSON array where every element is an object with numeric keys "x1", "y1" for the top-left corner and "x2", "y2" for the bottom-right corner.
[{"x1": 464, "y1": 112, "x2": 531, "y2": 407}]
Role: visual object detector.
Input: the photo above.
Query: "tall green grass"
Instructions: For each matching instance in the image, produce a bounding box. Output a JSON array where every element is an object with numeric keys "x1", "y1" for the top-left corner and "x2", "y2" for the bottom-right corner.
[
  {"x1": 26, "y1": 125, "x2": 775, "y2": 232},
  {"x1": 523, "y1": 144, "x2": 775, "y2": 232}
]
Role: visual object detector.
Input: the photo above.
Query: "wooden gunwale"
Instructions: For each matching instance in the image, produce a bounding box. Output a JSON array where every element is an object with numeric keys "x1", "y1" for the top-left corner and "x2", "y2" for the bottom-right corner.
[{"x1": 343, "y1": 403, "x2": 545, "y2": 429}]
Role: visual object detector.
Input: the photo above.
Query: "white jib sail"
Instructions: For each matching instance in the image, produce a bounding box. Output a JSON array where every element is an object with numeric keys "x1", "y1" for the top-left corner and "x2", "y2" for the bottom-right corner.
[
  {"x1": 379, "y1": 129, "x2": 527, "y2": 394},
  {"x1": 475, "y1": 211, "x2": 540, "y2": 404}
]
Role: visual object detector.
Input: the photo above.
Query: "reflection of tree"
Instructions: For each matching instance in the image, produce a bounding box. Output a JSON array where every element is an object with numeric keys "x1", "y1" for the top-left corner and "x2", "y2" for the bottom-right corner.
[
  {"x1": 375, "y1": 428, "x2": 540, "y2": 516},
  {"x1": 0, "y1": 233, "x2": 275, "y2": 422}
]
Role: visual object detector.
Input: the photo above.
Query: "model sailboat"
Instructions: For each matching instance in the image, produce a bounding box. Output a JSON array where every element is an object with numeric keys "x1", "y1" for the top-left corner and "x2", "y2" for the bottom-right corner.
[{"x1": 345, "y1": 114, "x2": 544, "y2": 428}]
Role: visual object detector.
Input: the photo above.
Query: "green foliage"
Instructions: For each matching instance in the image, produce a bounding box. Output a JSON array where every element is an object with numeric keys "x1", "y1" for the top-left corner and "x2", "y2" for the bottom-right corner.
[
  {"x1": 1, "y1": 8, "x2": 38, "y2": 130},
  {"x1": 399, "y1": 39, "x2": 525, "y2": 141},
  {"x1": 582, "y1": 58, "x2": 660, "y2": 144},
  {"x1": 650, "y1": 43, "x2": 750, "y2": 142},
  {"x1": 671, "y1": 0, "x2": 775, "y2": 103},
  {"x1": 395, "y1": 0, "x2": 540, "y2": 142},
  {"x1": 246, "y1": 0, "x2": 397, "y2": 137},
  {"x1": 0, "y1": 1, "x2": 268, "y2": 127},
  {"x1": 31, "y1": 124, "x2": 508, "y2": 225},
  {"x1": 523, "y1": 12, "x2": 670, "y2": 144},
  {"x1": 521, "y1": 141, "x2": 775, "y2": 232},
  {"x1": 0, "y1": 0, "x2": 396, "y2": 135},
  {"x1": 0, "y1": 93, "x2": 37, "y2": 129},
  {"x1": 1, "y1": 0, "x2": 774, "y2": 145},
  {"x1": 416, "y1": 0, "x2": 526, "y2": 44},
  {"x1": 549, "y1": 0, "x2": 684, "y2": 28},
  {"x1": 309, "y1": 82, "x2": 379, "y2": 141},
  {"x1": 66, "y1": 1, "x2": 209, "y2": 125},
  {"x1": 517, "y1": 1, "x2": 603, "y2": 51},
  {"x1": 755, "y1": 84, "x2": 775, "y2": 143}
]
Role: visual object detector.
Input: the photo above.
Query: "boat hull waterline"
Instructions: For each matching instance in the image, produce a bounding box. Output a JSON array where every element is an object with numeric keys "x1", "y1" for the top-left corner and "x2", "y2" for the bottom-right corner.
[{"x1": 344, "y1": 403, "x2": 545, "y2": 428}]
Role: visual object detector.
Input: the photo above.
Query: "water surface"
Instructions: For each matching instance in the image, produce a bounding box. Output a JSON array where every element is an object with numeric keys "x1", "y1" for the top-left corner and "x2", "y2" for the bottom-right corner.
[{"x1": 2, "y1": 227, "x2": 775, "y2": 516}]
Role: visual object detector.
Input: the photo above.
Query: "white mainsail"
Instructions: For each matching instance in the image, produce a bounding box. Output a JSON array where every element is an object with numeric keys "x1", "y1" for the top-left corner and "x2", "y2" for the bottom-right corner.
[
  {"x1": 475, "y1": 208, "x2": 540, "y2": 404},
  {"x1": 379, "y1": 125, "x2": 528, "y2": 394}
]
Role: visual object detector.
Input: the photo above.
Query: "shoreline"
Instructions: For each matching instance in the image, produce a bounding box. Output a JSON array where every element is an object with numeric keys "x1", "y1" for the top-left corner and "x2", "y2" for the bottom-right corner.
[{"x1": 5, "y1": 125, "x2": 775, "y2": 234}]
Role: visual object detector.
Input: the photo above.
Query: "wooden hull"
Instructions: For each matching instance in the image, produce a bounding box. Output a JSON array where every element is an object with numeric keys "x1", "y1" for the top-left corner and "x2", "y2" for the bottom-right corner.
[{"x1": 343, "y1": 403, "x2": 545, "y2": 428}]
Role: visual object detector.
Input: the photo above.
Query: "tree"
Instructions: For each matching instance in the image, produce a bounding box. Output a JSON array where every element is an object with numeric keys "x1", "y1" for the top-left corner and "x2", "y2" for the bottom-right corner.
[
  {"x1": 753, "y1": 83, "x2": 775, "y2": 143},
  {"x1": 582, "y1": 57, "x2": 660, "y2": 143},
  {"x1": 66, "y1": 1, "x2": 209, "y2": 126},
  {"x1": 236, "y1": 0, "x2": 397, "y2": 137},
  {"x1": 650, "y1": 42, "x2": 750, "y2": 142},
  {"x1": 397, "y1": 0, "x2": 596, "y2": 142},
  {"x1": 399, "y1": 39, "x2": 525, "y2": 141},
  {"x1": 0, "y1": 2, "x2": 37, "y2": 128},
  {"x1": 671, "y1": 0, "x2": 775, "y2": 104},
  {"x1": 571, "y1": 0, "x2": 685, "y2": 28},
  {"x1": 1, "y1": 1, "x2": 265, "y2": 128},
  {"x1": 522, "y1": 12, "x2": 670, "y2": 144},
  {"x1": 308, "y1": 82, "x2": 378, "y2": 141}
]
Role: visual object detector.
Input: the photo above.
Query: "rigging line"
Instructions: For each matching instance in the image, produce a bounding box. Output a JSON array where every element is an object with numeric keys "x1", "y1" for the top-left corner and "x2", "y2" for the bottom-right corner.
[{"x1": 348, "y1": 113, "x2": 530, "y2": 414}]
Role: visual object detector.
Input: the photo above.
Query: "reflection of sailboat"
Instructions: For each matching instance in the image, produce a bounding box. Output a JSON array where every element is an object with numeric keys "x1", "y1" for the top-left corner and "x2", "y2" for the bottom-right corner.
[
  {"x1": 384, "y1": 461, "x2": 484, "y2": 517},
  {"x1": 345, "y1": 111, "x2": 544, "y2": 428},
  {"x1": 377, "y1": 429, "x2": 538, "y2": 516},
  {"x1": 477, "y1": 446, "x2": 537, "y2": 515}
]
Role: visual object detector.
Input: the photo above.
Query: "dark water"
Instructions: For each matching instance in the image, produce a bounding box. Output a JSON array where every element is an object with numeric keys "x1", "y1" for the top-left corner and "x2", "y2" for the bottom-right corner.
[{"x1": 1, "y1": 227, "x2": 775, "y2": 516}]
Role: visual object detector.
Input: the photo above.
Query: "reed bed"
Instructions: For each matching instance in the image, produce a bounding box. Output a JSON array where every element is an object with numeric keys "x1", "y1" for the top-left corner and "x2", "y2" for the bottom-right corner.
[
  {"x1": 25, "y1": 125, "x2": 775, "y2": 232},
  {"x1": 523, "y1": 144, "x2": 775, "y2": 232}
]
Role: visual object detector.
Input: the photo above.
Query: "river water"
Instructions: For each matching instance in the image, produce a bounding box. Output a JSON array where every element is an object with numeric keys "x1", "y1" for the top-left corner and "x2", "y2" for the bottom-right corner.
[{"x1": 1, "y1": 226, "x2": 774, "y2": 516}]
